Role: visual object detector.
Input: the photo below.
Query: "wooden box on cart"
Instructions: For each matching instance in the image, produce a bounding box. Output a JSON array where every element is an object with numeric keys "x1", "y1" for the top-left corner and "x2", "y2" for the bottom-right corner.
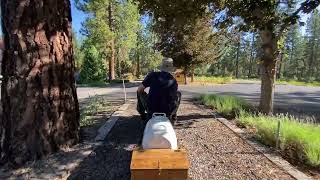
[{"x1": 130, "y1": 149, "x2": 189, "y2": 180}]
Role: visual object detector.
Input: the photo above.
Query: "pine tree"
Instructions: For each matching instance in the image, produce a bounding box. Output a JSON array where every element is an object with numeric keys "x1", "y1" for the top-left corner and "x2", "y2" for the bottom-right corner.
[
  {"x1": 305, "y1": 9, "x2": 320, "y2": 81},
  {"x1": 115, "y1": 0, "x2": 140, "y2": 76},
  {"x1": 1, "y1": 0, "x2": 79, "y2": 165},
  {"x1": 79, "y1": 46, "x2": 106, "y2": 83},
  {"x1": 282, "y1": 24, "x2": 306, "y2": 80},
  {"x1": 77, "y1": 0, "x2": 141, "y2": 80},
  {"x1": 73, "y1": 31, "x2": 84, "y2": 71}
]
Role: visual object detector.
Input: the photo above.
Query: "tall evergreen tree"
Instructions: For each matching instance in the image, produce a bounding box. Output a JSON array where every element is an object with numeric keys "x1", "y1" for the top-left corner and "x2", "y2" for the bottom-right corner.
[
  {"x1": 115, "y1": 0, "x2": 140, "y2": 76},
  {"x1": 282, "y1": 24, "x2": 306, "y2": 80},
  {"x1": 79, "y1": 46, "x2": 106, "y2": 83},
  {"x1": 77, "y1": 0, "x2": 116, "y2": 81},
  {"x1": 77, "y1": 0, "x2": 141, "y2": 80},
  {"x1": 305, "y1": 9, "x2": 320, "y2": 81},
  {"x1": 73, "y1": 31, "x2": 84, "y2": 71}
]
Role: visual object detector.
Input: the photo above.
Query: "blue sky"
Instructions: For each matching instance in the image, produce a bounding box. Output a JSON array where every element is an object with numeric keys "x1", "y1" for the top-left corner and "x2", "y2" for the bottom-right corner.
[{"x1": 71, "y1": 0, "x2": 88, "y2": 38}]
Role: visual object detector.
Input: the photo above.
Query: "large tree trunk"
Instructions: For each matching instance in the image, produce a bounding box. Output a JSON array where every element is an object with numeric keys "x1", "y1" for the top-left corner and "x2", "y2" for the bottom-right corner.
[
  {"x1": 136, "y1": 35, "x2": 141, "y2": 78},
  {"x1": 117, "y1": 47, "x2": 121, "y2": 77},
  {"x1": 108, "y1": 3, "x2": 115, "y2": 81},
  {"x1": 248, "y1": 34, "x2": 255, "y2": 78},
  {"x1": 235, "y1": 34, "x2": 241, "y2": 78},
  {"x1": 136, "y1": 56, "x2": 140, "y2": 78},
  {"x1": 191, "y1": 64, "x2": 195, "y2": 83},
  {"x1": 308, "y1": 14, "x2": 317, "y2": 81},
  {"x1": 259, "y1": 29, "x2": 278, "y2": 114},
  {"x1": 1, "y1": 0, "x2": 79, "y2": 165},
  {"x1": 183, "y1": 68, "x2": 188, "y2": 85},
  {"x1": 277, "y1": 53, "x2": 283, "y2": 79}
]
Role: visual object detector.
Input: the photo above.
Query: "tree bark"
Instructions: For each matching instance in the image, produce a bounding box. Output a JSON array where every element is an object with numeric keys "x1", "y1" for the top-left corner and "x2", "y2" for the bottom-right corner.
[
  {"x1": 308, "y1": 13, "x2": 318, "y2": 81},
  {"x1": 258, "y1": 29, "x2": 278, "y2": 114},
  {"x1": 117, "y1": 47, "x2": 121, "y2": 77},
  {"x1": 184, "y1": 68, "x2": 188, "y2": 85},
  {"x1": 136, "y1": 55, "x2": 140, "y2": 78},
  {"x1": 277, "y1": 53, "x2": 283, "y2": 79},
  {"x1": 191, "y1": 64, "x2": 195, "y2": 83},
  {"x1": 235, "y1": 34, "x2": 241, "y2": 78},
  {"x1": 248, "y1": 34, "x2": 255, "y2": 78},
  {"x1": 108, "y1": 3, "x2": 115, "y2": 81},
  {"x1": 1, "y1": 0, "x2": 79, "y2": 165}
]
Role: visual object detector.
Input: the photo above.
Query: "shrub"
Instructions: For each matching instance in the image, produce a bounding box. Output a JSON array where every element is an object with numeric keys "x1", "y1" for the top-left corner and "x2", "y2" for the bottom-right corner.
[
  {"x1": 200, "y1": 94, "x2": 252, "y2": 118},
  {"x1": 80, "y1": 96, "x2": 110, "y2": 127},
  {"x1": 78, "y1": 46, "x2": 106, "y2": 84}
]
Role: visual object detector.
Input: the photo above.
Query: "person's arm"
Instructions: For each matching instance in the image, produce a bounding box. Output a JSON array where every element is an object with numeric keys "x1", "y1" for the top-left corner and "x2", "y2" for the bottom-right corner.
[
  {"x1": 137, "y1": 84, "x2": 146, "y2": 93},
  {"x1": 137, "y1": 72, "x2": 153, "y2": 93}
]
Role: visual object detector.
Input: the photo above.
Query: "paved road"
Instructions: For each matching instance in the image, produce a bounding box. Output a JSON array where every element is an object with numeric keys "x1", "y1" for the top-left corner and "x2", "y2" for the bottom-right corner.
[
  {"x1": 78, "y1": 82, "x2": 320, "y2": 121},
  {"x1": 179, "y1": 83, "x2": 320, "y2": 118},
  {"x1": 2, "y1": 82, "x2": 315, "y2": 120}
]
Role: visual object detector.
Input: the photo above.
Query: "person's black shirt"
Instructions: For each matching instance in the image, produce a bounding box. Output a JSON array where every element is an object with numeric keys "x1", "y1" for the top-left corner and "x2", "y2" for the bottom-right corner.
[{"x1": 142, "y1": 71, "x2": 178, "y2": 115}]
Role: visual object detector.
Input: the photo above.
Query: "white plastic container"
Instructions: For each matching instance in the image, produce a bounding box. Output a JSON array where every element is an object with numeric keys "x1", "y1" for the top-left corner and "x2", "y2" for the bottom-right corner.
[{"x1": 142, "y1": 113, "x2": 178, "y2": 150}]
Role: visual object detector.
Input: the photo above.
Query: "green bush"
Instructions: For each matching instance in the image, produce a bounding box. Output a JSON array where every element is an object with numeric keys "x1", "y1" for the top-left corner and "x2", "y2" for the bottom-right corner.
[
  {"x1": 237, "y1": 112, "x2": 320, "y2": 167},
  {"x1": 78, "y1": 46, "x2": 106, "y2": 84},
  {"x1": 200, "y1": 94, "x2": 252, "y2": 118}
]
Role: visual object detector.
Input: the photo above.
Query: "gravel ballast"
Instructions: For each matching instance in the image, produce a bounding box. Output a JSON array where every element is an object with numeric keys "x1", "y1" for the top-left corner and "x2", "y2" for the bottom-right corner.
[{"x1": 175, "y1": 101, "x2": 294, "y2": 180}]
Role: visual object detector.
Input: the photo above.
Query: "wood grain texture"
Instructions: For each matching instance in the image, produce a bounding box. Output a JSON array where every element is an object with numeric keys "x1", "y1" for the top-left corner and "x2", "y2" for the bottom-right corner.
[{"x1": 131, "y1": 149, "x2": 189, "y2": 180}]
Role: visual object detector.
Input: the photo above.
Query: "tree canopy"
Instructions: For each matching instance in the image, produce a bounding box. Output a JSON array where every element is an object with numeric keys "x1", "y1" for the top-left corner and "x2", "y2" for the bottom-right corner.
[{"x1": 137, "y1": 0, "x2": 320, "y2": 113}]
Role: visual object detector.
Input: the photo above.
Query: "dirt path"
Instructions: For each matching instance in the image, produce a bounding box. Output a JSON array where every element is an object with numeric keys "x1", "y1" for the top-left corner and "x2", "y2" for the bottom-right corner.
[{"x1": 68, "y1": 101, "x2": 294, "y2": 180}]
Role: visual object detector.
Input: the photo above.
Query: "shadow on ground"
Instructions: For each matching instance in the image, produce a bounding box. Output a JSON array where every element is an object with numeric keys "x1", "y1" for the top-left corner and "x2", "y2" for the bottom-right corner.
[
  {"x1": 68, "y1": 100, "x2": 207, "y2": 180},
  {"x1": 68, "y1": 115, "x2": 143, "y2": 180},
  {"x1": 175, "y1": 113, "x2": 213, "y2": 129},
  {"x1": 0, "y1": 95, "x2": 123, "y2": 179}
]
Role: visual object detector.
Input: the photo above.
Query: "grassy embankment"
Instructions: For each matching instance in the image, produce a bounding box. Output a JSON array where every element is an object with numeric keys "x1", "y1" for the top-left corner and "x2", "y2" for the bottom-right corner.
[
  {"x1": 200, "y1": 94, "x2": 320, "y2": 167},
  {"x1": 193, "y1": 76, "x2": 233, "y2": 84},
  {"x1": 277, "y1": 79, "x2": 320, "y2": 87},
  {"x1": 194, "y1": 76, "x2": 320, "y2": 86},
  {"x1": 80, "y1": 96, "x2": 112, "y2": 126}
]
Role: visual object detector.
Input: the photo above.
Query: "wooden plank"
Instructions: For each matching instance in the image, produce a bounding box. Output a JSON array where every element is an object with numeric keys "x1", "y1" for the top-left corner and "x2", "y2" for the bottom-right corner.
[
  {"x1": 160, "y1": 158, "x2": 189, "y2": 169},
  {"x1": 131, "y1": 149, "x2": 189, "y2": 180},
  {"x1": 159, "y1": 170, "x2": 188, "y2": 180},
  {"x1": 131, "y1": 169, "x2": 187, "y2": 180},
  {"x1": 131, "y1": 170, "x2": 159, "y2": 180},
  {"x1": 131, "y1": 149, "x2": 189, "y2": 170}
]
